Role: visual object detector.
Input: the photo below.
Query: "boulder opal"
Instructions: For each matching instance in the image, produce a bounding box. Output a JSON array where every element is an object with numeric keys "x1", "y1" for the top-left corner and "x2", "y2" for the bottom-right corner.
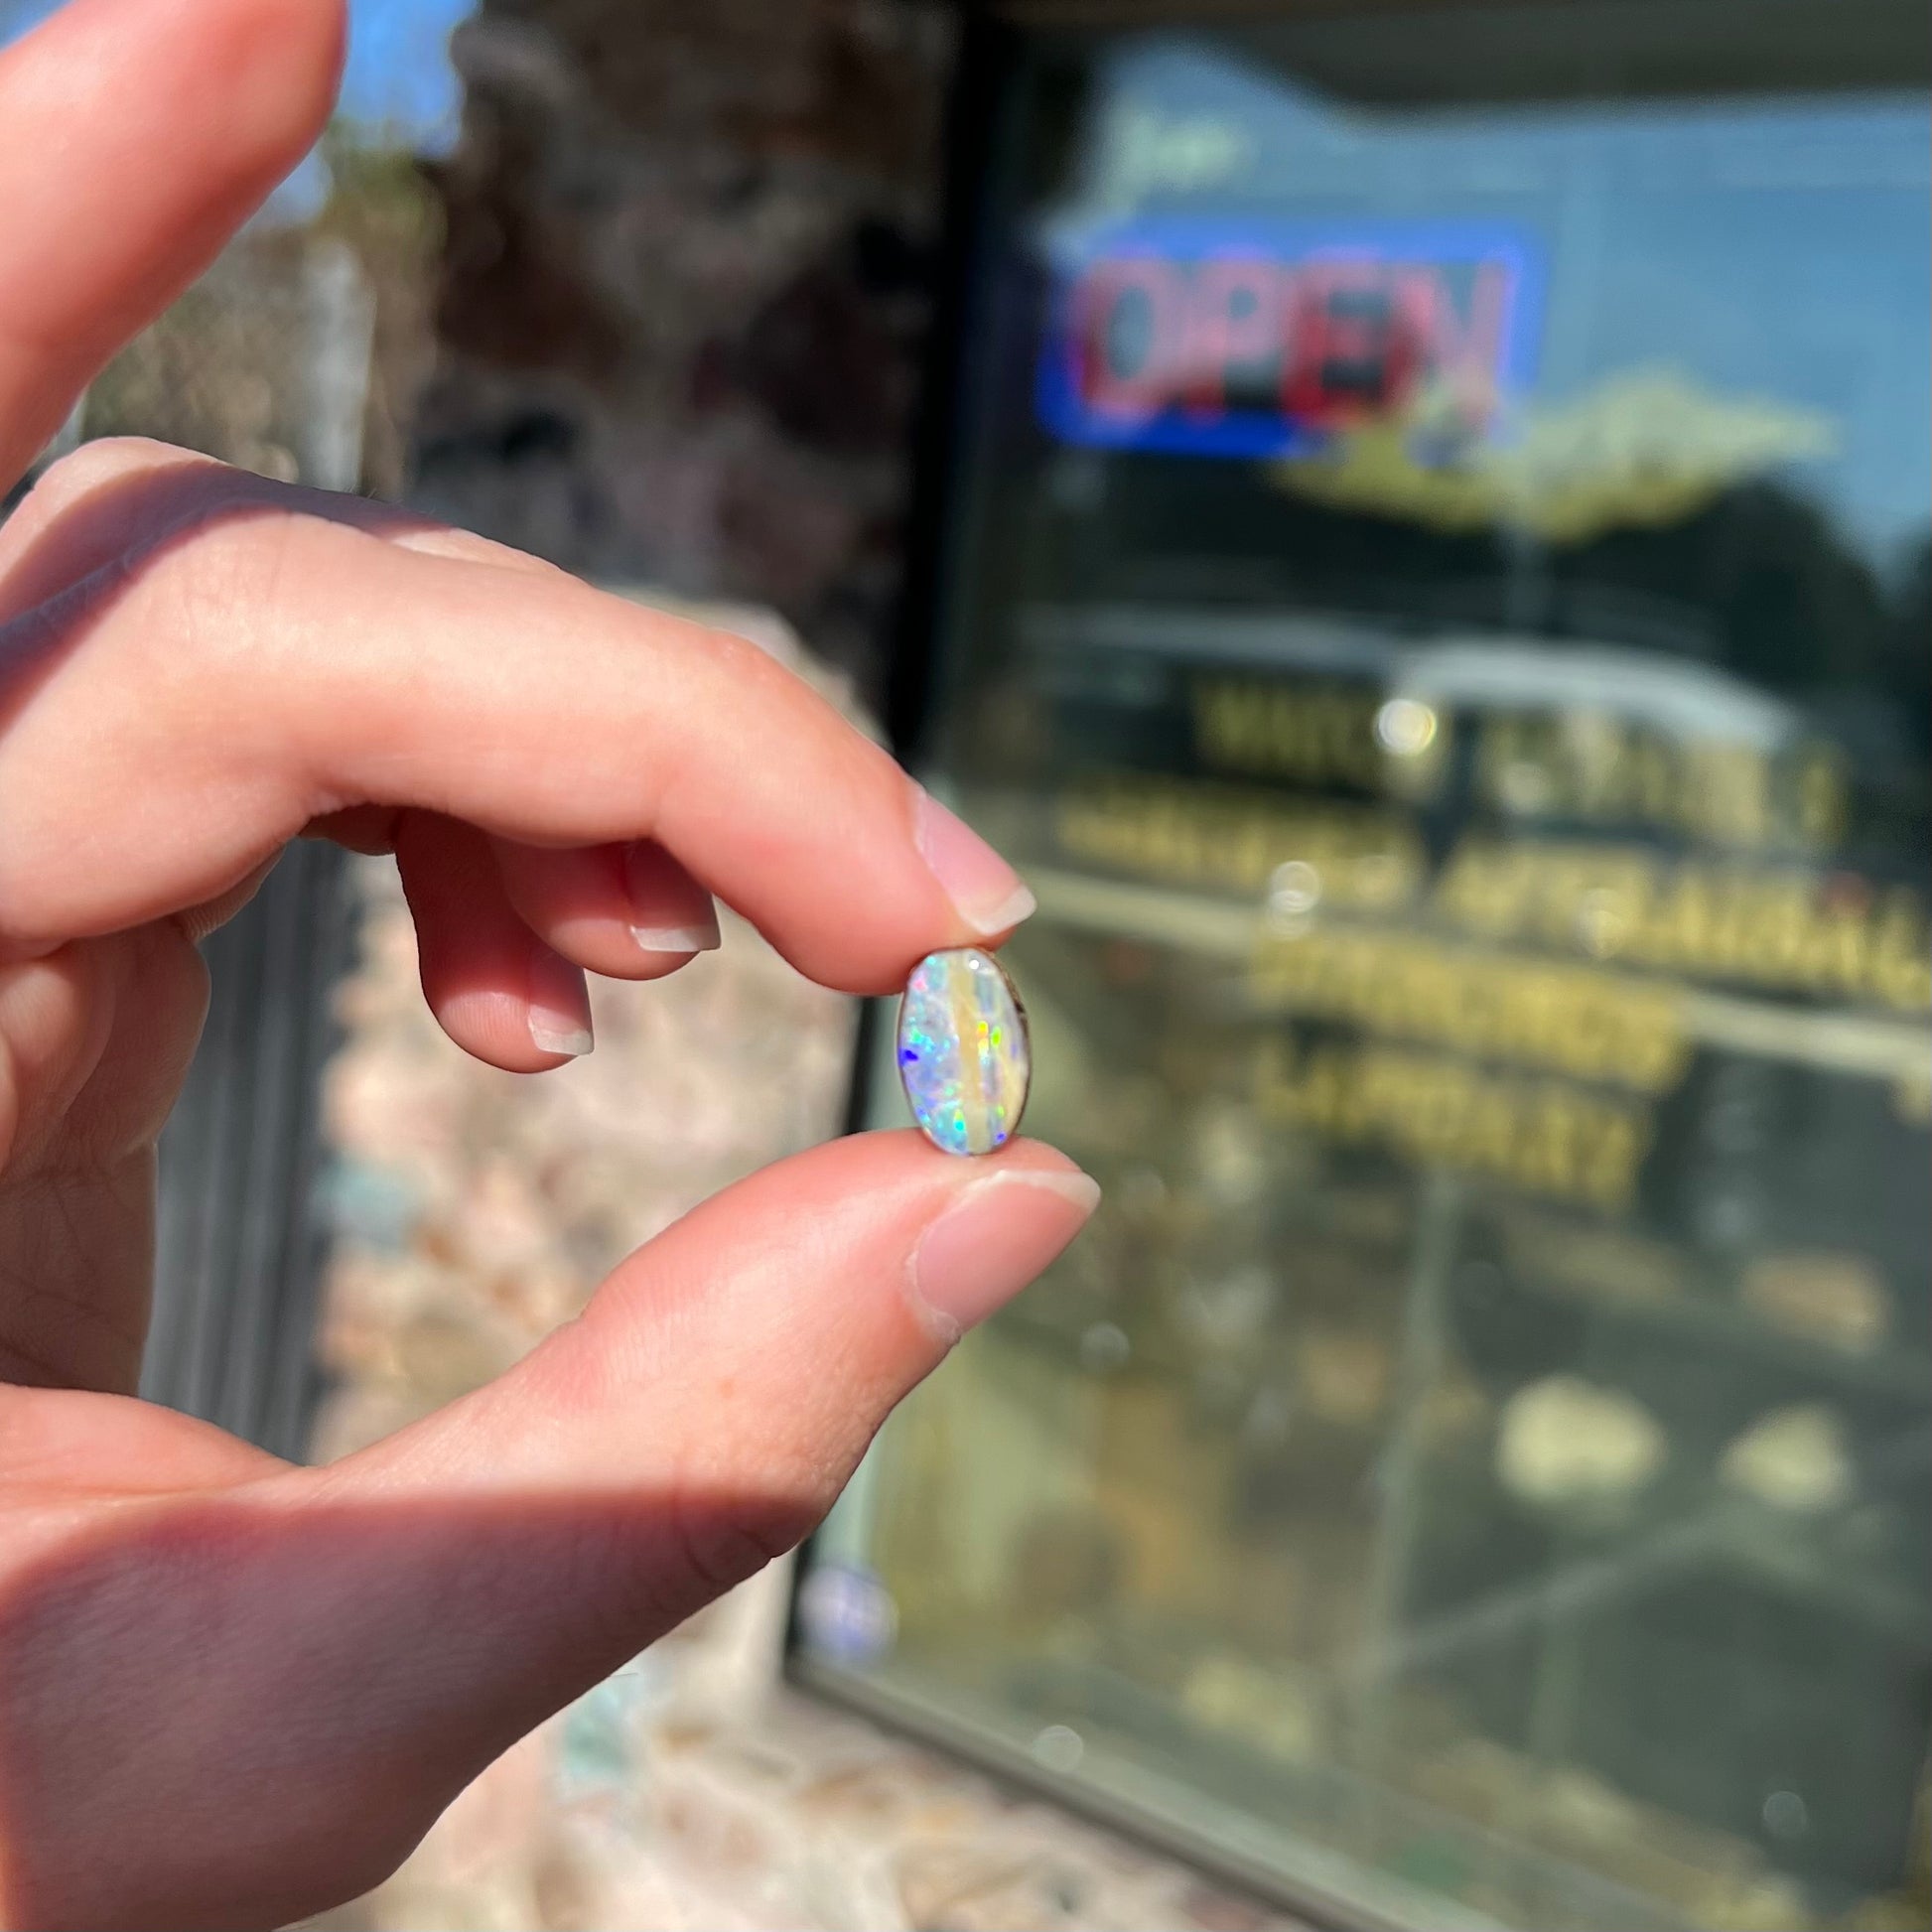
[{"x1": 897, "y1": 947, "x2": 1031, "y2": 1156}]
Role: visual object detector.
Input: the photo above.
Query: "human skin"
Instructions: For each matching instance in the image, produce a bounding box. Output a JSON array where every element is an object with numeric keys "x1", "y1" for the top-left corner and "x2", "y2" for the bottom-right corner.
[{"x1": 0, "y1": 3, "x2": 1097, "y2": 1925}]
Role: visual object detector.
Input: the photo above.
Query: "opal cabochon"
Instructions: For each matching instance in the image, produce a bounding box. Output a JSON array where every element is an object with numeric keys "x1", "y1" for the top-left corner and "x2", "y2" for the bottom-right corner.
[{"x1": 897, "y1": 947, "x2": 1032, "y2": 1156}]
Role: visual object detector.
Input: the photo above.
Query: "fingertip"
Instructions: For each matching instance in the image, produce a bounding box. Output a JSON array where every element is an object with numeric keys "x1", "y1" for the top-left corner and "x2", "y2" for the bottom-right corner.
[
  {"x1": 397, "y1": 813, "x2": 596, "y2": 1073},
  {"x1": 19, "y1": 0, "x2": 345, "y2": 187},
  {"x1": 427, "y1": 981, "x2": 588, "y2": 1071},
  {"x1": 911, "y1": 788, "x2": 1036, "y2": 942},
  {"x1": 858, "y1": 1128, "x2": 1095, "y2": 1197},
  {"x1": 197, "y1": 0, "x2": 346, "y2": 161},
  {"x1": 903, "y1": 1147, "x2": 1099, "y2": 1341},
  {"x1": 492, "y1": 838, "x2": 720, "y2": 983},
  {"x1": 967, "y1": 1136, "x2": 1094, "y2": 1184},
  {"x1": 621, "y1": 840, "x2": 722, "y2": 958},
  {"x1": 523, "y1": 946, "x2": 594, "y2": 1061}
]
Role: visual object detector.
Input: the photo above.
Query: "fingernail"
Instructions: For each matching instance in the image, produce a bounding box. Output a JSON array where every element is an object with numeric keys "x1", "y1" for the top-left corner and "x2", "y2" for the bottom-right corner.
[
  {"x1": 527, "y1": 948, "x2": 593, "y2": 1057},
  {"x1": 630, "y1": 921, "x2": 720, "y2": 955},
  {"x1": 623, "y1": 843, "x2": 721, "y2": 955},
  {"x1": 907, "y1": 1167, "x2": 1100, "y2": 1342},
  {"x1": 913, "y1": 787, "x2": 1036, "y2": 937}
]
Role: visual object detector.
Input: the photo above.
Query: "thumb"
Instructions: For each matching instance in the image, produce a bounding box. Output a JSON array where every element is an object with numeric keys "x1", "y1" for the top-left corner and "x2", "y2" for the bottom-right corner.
[
  {"x1": 0, "y1": 1133, "x2": 1096, "y2": 1932},
  {"x1": 311, "y1": 1132, "x2": 1095, "y2": 1786}
]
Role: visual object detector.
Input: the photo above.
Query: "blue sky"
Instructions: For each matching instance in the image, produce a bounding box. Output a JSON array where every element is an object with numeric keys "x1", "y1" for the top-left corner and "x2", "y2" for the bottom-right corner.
[
  {"x1": 338, "y1": 0, "x2": 475, "y2": 148},
  {"x1": 0, "y1": 0, "x2": 475, "y2": 147}
]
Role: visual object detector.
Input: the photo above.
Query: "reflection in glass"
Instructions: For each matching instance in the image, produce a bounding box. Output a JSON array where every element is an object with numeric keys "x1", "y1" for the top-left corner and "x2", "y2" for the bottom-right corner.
[{"x1": 799, "y1": 8, "x2": 1931, "y2": 1928}]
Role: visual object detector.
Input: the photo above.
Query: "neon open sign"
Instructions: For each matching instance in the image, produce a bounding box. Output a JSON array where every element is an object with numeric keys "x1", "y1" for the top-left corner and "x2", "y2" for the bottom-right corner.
[{"x1": 1035, "y1": 218, "x2": 1543, "y2": 460}]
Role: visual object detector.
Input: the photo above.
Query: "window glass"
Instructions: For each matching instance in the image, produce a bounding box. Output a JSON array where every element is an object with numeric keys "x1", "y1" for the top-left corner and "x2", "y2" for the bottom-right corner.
[{"x1": 797, "y1": 9, "x2": 1931, "y2": 1928}]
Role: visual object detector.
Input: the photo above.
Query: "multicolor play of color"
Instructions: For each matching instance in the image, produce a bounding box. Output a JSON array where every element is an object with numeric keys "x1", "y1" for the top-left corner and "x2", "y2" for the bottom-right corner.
[{"x1": 897, "y1": 947, "x2": 1031, "y2": 1157}]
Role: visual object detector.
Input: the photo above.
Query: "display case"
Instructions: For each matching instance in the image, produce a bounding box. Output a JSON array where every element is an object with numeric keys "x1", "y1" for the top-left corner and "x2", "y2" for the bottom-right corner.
[{"x1": 791, "y1": 4, "x2": 1932, "y2": 1926}]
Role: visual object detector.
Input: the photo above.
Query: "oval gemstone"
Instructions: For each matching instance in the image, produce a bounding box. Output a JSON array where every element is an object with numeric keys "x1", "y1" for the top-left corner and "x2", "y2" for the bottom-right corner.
[{"x1": 897, "y1": 947, "x2": 1031, "y2": 1156}]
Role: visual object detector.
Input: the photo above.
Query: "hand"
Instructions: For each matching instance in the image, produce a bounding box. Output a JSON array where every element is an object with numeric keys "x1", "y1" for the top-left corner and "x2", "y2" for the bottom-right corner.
[{"x1": 0, "y1": 4, "x2": 1095, "y2": 1926}]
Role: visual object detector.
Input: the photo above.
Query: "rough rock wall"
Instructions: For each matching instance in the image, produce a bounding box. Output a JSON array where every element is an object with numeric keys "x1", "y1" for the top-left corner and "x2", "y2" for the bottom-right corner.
[{"x1": 411, "y1": 0, "x2": 956, "y2": 684}]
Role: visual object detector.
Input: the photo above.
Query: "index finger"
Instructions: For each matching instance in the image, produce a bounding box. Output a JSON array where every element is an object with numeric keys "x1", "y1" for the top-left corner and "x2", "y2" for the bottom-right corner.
[{"x1": 0, "y1": 463, "x2": 1035, "y2": 991}]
